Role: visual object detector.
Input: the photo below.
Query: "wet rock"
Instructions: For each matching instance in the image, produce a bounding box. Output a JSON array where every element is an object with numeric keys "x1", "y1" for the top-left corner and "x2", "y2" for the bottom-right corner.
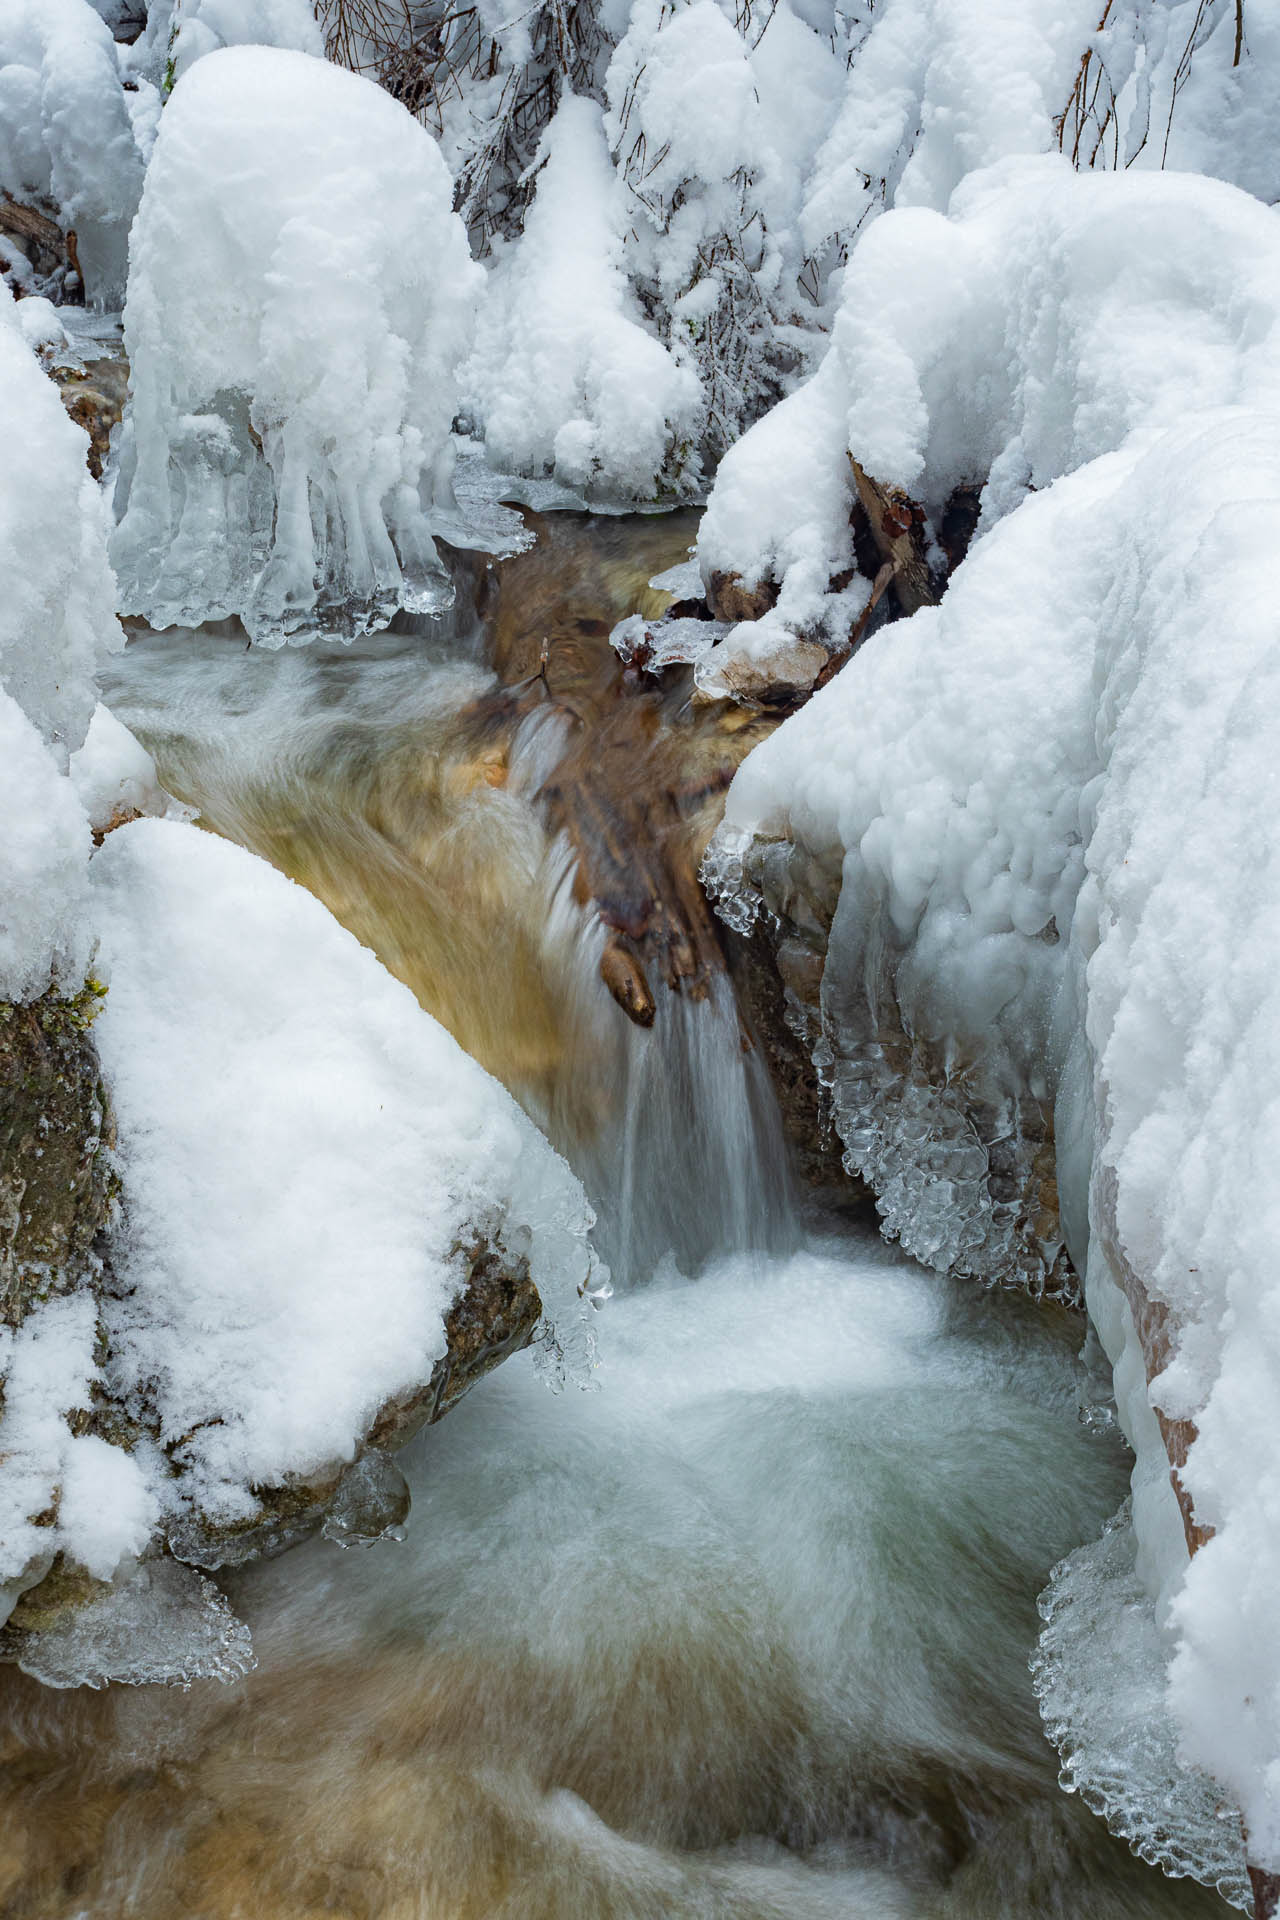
[
  {"x1": 706, "y1": 568, "x2": 779, "y2": 624},
  {"x1": 53, "y1": 356, "x2": 129, "y2": 480},
  {"x1": 693, "y1": 632, "x2": 829, "y2": 711}
]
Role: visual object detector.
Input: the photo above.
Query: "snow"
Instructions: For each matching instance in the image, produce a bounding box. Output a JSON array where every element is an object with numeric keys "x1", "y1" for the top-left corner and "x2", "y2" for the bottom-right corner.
[
  {"x1": 0, "y1": 691, "x2": 92, "y2": 1002},
  {"x1": 0, "y1": 0, "x2": 145, "y2": 303},
  {"x1": 800, "y1": 0, "x2": 1097, "y2": 256},
  {"x1": 462, "y1": 94, "x2": 701, "y2": 500},
  {"x1": 110, "y1": 46, "x2": 482, "y2": 645},
  {"x1": 706, "y1": 159, "x2": 1280, "y2": 1881},
  {"x1": 0, "y1": 280, "x2": 119, "y2": 1000},
  {"x1": 69, "y1": 701, "x2": 174, "y2": 833},
  {"x1": 0, "y1": 1294, "x2": 158, "y2": 1617},
  {"x1": 90, "y1": 818, "x2": 598, "y2": 1529},
  {"x1": 165, "y1": 0, "x2": 324, "y2": 82}
]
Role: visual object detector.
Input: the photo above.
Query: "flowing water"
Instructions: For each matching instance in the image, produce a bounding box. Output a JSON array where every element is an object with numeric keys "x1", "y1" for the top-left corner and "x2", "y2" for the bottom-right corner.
[{"x1": 0, "y1": 513, "x2": 1230, "y2": 1917}]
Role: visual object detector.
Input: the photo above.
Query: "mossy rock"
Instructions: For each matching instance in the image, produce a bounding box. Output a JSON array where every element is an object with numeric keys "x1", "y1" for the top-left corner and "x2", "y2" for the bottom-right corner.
[{"x1": 0, "y1": 983, "x2": 114, "y2": 1328}]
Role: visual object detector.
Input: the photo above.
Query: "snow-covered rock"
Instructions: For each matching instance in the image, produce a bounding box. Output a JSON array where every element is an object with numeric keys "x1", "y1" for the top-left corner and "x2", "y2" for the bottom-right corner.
[
  {"x1": 110, "y1": 45, "x2": 482, "y2": 645},
  {"x1": 0, "y1": 0, "x2": 145, "y2": 304},
  {"x1": 698, "y1": 156, "x2": 1280, "y2": 676},
  {"x1": 706, "y1": 159, "x2": 1280, "y2": 1891},
  {"x1": 69, "y1": 702, "x2": 175, "y2": 834},
  {"x1": 90, "y1": 819, "x2": 599, "y2": 1541}
]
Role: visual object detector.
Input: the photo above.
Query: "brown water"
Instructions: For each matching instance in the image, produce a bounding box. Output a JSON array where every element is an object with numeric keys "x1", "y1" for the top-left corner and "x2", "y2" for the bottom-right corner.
[{"x1": 0, "y1": 512, "x2": 1233, "y2": 1920}]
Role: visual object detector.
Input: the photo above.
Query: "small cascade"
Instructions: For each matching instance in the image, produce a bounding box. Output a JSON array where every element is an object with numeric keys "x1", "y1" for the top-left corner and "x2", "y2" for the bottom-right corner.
[{"x1": 7, "y1": 508, "x2": 1236, "y2": 1920}]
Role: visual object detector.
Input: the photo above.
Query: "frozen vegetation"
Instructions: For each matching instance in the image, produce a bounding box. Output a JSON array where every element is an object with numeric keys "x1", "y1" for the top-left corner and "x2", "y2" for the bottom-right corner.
[{"x1": 5, "y1": 0, "x2": 1280, "y2": 1908}]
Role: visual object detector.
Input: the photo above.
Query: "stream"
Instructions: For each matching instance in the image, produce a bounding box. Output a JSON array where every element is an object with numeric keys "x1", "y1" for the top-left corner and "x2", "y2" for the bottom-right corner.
[{"x1": 1, "y1": 513, "x2": 1231, "y2": 1917}]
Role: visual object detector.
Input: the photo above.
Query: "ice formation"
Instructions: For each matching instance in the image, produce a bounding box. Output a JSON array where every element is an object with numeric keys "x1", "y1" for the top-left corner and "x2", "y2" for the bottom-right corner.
[
  {"x1": 462, "y1": 94, "x2": 701, "y2": 500},
  {"x1": 0, "y1": 0, "x2": 145, "y2": 303},
  {"x1": 705, "y1": 159, "x2": 1280, "y2": 1884},
  {"x1": 17, "y1": 1558, "x2": 256, "y2": 1689},
  {"x1": 1033, "y1": 1505, "x2": 1252, "y2": 1912},
  {"x1": 110, "y1": 45, "x2": 481, "y2": 645}
]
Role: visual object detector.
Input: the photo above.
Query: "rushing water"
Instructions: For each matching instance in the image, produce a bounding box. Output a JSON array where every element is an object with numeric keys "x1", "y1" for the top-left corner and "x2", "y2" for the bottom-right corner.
[{"x1": 0, "y1": 514, "x2": 1230, "y2": 1916}]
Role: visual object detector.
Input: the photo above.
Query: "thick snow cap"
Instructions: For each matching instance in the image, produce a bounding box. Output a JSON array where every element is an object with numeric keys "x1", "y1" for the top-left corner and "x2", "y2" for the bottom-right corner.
[{"x1": 110, "y1": 45, "x2": 482, "y2": 646}]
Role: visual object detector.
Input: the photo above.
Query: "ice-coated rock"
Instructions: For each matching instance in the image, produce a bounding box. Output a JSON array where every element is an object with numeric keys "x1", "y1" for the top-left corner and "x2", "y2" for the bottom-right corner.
[{"x1": 110, "y1": 45, "x2": 482, "y2": 646}]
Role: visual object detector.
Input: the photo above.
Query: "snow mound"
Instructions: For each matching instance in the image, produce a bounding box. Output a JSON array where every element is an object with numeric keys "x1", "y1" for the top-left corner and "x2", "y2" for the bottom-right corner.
[
  {"x1": 0, "y1": 0, "x2": 145, "y2": 304},
  {"x1": 463, "y1": 94, "x2": 700, "y2": 501},
  {"x1": 91, "y1": 819, "x2": 598, "y2": 1530},
  {"x1": 0, "y1": 280, "x2": 121, "y2": 760},
  {"x1": 706, "y1": 161, "x2": 1280, "y2": 1882},
  {"x1": 110, "y1": 45, "x2": 482, "y2": 645},
  {"x1": 700, "y1": 157, "x2": 1280, "y2": 639}
]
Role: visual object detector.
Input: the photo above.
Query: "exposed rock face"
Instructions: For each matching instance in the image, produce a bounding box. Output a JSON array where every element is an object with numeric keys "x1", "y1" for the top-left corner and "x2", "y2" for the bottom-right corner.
[
  {"x1": 705, "y1": 568, "x2": 779, "y2": 624},
  {"x1": 725, "y1": 919, "x2": 872, "y2": 1216}
]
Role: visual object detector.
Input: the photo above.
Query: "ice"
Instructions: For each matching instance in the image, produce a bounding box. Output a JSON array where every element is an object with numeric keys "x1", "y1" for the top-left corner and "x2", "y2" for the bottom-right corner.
[
  {"x1": 0, "y1": 0, "x2": 145, "y2": 304},
  {"x1": 609, "y1": 611, "x2": 725, "y2": 674},
  {"x1": 110, "y1": 46, "x2": 482, "y2": 645},
  {"x1": 90, "y1": 817, "x2": 598, "y2": 1530},
  {"x1": 16, "y1": 1558, "x2": 256, "y2": 1689},
  {"x1": 461, "y1": 94, "x2": 701, "y2": 501},
  {"x1": 1033, "y1": 1504, "x2": 1252, "y2": 1911}
]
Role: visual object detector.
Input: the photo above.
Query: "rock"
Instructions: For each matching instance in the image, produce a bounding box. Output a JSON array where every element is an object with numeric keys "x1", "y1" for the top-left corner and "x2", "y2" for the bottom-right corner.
[
  {"x1": 1, "y1": 977, "x2": 551, "y2": 1656},
  {"x1": 705, "y1": 568, "x2": 779, "y2": 624},
  {"x1": 693, "y1": 632, "x2": 829, "y2": 711},
  {"x1": 725, "y1": 917, "x2": 874, "y2": 1215},
  {"x1": 53, "y1": 355, "x2": 129, "y2": 480},
  {"x1": 0, "y1": 983, "x2": 113, "y2": 1324}
]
